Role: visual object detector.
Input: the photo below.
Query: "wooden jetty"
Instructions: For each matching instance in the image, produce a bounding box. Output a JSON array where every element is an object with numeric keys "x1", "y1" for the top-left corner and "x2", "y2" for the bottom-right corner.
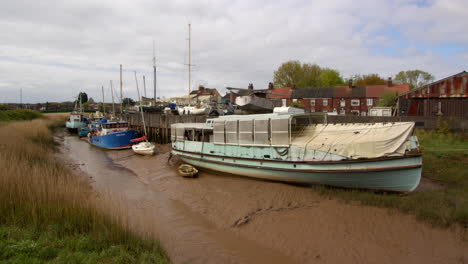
[{"x1": 122, "y1": 113, "x2": 207, "y2": 144}]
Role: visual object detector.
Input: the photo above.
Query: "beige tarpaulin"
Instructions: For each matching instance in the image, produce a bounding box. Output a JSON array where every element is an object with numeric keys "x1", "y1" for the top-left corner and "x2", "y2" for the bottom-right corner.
[{"x1": 291, "y1": 122, "x2": 415, "y2": 159}]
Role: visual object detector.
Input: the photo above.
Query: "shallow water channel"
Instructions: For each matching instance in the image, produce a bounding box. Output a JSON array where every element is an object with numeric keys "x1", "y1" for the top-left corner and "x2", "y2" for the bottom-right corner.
[
  {"x1": 59, "y1": 133, "x2": 468, "y2": 264},
  {"x1": 60, "y1": 134, "x2": 292, "y2": 264}
]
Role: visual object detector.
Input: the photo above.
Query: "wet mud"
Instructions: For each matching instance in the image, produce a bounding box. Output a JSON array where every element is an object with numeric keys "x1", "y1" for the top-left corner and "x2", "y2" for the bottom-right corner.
[{"x1": 59, "y1": 134, "x2": 467, "y2": 264}]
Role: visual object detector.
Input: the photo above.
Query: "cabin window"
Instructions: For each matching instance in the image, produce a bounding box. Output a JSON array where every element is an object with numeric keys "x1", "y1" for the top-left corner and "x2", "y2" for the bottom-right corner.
[
  {"x1": 239, "y1": 120, "x2": 254, "y2": 145},
  {"x1": 310, "y1": 99, "x2": 315, "y2": 106},
  {"x1": 225, "y1": 120, "x2": 238, "y2": 145},
  {"x1": 323, "y1": 99, "x2": 328, "y2": 106},
  {"x1": 351, "y1": 110, "x2": 360, "y2": 116},
  {"x1": 176, "y1": 127, "x2": 185, "y2": 141},
  {"x1": 271, "y1": 118, "x2": 289, "y2": 146},
  {"x1": 254, "y1": 119, "x2": 269, "y2": 145},
  {"x1": 351, "y1": 99, "x2": 360, "y2": 106},
  {"x1": 213, "y1": 120, "x2": 225, "y2": 144},
  {"x1": 171, "y1": 126, "x2": 176, "y2": 142},
  {"x1": 367, "y1": 99, "x2": 373, "y2": 106}
]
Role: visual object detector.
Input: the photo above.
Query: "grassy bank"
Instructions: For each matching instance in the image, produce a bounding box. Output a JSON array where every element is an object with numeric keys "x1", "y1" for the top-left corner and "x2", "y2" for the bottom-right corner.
[
  {"x1": 315, "y1": 130, "x2": 468, "y2": 228},
  {"x1": 0, "y1": 117, "x2": 170, "y2": 263},
  {"x1": 0, "y1": 109, "x2": 42, "y2": 122}
]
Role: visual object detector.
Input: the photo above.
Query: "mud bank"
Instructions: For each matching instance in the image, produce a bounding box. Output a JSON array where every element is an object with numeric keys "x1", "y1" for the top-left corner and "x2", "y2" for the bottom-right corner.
[{"x1": 60, "y1": 134, "x2": 467, "y2": 264}]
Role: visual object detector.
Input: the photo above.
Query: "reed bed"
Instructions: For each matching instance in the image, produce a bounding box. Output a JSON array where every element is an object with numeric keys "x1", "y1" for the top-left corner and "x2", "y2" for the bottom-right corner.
[{"x1": 0, "y1": 117, "x2": 169, "y2": 263}]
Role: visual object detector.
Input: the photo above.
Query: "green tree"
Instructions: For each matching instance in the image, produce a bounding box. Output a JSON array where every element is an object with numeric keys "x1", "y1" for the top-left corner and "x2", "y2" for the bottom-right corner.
[
  {"x1": 378, "y1": 90, "x2": 398, "y2": 107},
  {"x1": 353, "y1": 74, "x2": 386, "y2": 86},
  {"x1": 273, "y1": 60, "x2": 304, "y2": 88},
  {"x1": 274, "y1": 60, "x2": 346, "y2": 88},
  {"x1": 297, "y1": 63, "x2": 322, "y2": 88},
  {"x1": 77, "y1": 92, "x2": 88, "y2": 104},
  {"x1": 122, "y1": 97, "x2": 136, "y2": 106},
  {"x1": 319, "y1": 69, "x2": 345, "y2": 86},
  {"x1": 394, "y1": 70, "x2": 434, "y2": 90},
  {"x1": 289, "y1": 101, "x2": 305, "y2": 108}
]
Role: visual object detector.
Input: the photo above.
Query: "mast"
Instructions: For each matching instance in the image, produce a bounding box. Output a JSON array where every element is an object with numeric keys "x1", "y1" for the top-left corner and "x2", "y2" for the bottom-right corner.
[
  {"x1": 120, "y1": 64, "x2": 123, "y2": 114},
  {"x1": 20, "y1": 88, "x2": 22, "y2": 108},
  {"x1": 134, "y1": 72, "x2": 148, "y2": 138},
  {"x1": 188, "y1": 23, "x2": 191, "y2": 104},
  {"x1": 101, "y1": 86, "x2": 105, "y2": 113},
  {"x1": 143, "y1": 75, "x2": 147, "y2": 99},
  {"x1": 153, "y1": 40, "x2": 157, "y2": 105},
  {"x1": 110, "y1": 80, "x2": 115, "y2": 117}
]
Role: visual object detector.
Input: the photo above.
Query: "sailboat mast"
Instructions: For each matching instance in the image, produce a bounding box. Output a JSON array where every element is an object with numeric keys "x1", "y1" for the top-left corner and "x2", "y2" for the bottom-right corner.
[
  {"x1": 101, "y1": 86, "x2": 105, "y2": 113},
  {"x1": 188, "y1": 23, "x2": 191, "y2": 103},
  {"x1": 134, "y1": 72, "x2": 147, "y2": 138},
  {"x1": 143, "y1": 75, "x2": 147, "y2": 99},
  {"x1": 110, "y1": 80, "x2": 115, "y2": 117},
  {"x1": 120, "y1": 64, "x2": 123, "y2": 114},
  {"x1": 153, "y1": 41, "x2": 157, "y2": 105}
]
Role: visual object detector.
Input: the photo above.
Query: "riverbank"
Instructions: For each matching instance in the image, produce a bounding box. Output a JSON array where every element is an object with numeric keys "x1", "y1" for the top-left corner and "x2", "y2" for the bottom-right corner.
[
  {"x1": 98, "y1": 142, "x2": 467, "y2": 263},
  {"x1": 0, "y1": 116, "x2": 169, "y2": 263}
]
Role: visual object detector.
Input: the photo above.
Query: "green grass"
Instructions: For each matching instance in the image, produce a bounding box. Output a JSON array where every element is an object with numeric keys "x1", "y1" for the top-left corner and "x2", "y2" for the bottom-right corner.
[
  {"x1": 314, "y1": 129, "x2": 468, "y2": 228},
  {"x1": 0, "y1": 118, "x2": 170, "y2": 263},
  {"x1": 0, "y1": 109, "x2": 42, "y2": 122}
]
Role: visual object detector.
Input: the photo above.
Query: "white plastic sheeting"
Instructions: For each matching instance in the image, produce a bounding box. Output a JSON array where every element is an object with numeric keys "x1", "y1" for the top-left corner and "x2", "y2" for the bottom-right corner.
[{"x1": 291, "y1": 122, "x2": 415, "y2": 159}]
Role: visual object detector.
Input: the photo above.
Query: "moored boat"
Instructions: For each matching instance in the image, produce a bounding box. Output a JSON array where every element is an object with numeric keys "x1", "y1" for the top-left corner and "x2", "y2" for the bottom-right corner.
[
  {"x1": 170, "y1": 110, "x2": 423, "y2": 192},
  {"x1": 88, "y1": 121, "x2": 137, "y2": 150},
  {"x1": 66, "y1": 112, "x2": 87, "y2": 133}
]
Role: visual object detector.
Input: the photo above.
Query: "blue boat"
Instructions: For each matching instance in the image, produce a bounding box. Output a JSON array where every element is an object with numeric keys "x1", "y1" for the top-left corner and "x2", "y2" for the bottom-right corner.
[
  {"x1": 171, "y1": 110, "x2": 423, "y2": 192},
  {"x1": 88, "y1": 121, "x2": 138, "y2": 149}
]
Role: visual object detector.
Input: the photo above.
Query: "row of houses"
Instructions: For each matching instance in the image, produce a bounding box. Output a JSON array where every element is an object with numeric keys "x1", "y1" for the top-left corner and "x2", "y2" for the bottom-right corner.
[
  {"x1": 228, "y1": 79, "x2": 409, "y2": 116},
  {"x1": 224, "y1": 72, "x2": 467, "y2": 117}
]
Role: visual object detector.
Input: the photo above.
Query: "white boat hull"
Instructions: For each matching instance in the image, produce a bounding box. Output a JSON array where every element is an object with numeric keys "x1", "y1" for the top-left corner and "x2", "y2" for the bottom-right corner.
[{"x1": 132, "y1": 142, "x2": 156, "y2": 155}]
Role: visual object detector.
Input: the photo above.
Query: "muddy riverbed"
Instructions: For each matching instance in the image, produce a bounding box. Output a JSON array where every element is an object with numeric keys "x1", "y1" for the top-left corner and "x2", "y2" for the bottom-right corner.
[{"x1": 58, "y1": 133, "x2": 468, "y2": 264}]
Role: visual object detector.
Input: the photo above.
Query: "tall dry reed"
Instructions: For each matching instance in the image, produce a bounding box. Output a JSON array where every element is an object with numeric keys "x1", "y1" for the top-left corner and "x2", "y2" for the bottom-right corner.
[{"x1": 0, "y1": 117, "x2": 131, "y2": 241}]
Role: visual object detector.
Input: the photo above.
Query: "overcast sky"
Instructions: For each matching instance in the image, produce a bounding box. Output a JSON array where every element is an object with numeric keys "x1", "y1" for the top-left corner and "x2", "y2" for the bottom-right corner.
[{"x1": 0, "y1": 0, "x2": 466, "y2": 103}]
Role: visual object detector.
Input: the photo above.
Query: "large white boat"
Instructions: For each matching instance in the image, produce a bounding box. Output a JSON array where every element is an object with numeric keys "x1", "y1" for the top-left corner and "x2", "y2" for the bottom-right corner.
[{"x1": 170, "y1": 110, "x2": 422, "y2": 192}]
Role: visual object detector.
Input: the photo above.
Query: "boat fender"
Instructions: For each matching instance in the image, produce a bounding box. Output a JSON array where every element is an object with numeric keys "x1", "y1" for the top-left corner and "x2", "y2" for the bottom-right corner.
[{"x1": 178, "y1": 164, "x2": 198, "y2": 178}]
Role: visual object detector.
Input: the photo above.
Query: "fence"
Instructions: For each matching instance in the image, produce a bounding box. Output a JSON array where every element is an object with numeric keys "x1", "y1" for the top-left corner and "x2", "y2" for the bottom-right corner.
[{"x1": 122, "y1": 113, "x2": 467, "y2": 144}]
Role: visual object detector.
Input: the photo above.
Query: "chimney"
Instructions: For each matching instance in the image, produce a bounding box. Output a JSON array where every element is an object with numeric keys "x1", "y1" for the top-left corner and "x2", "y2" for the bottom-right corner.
[
  {"x1": 248, "y1": 83, "x2": 254, "y2": 90},
  {"x1": 291, "y1": 83, "x2": 297, "y2": 89},
  {"x1": 387, "y1": 77, "x2": 393, "y2": 87},
  {"x1": 348, "y1": 79, "x2": 353, "y2": 88},
  {"x1": 268, "y1": 82, "x2": 274, "y2": 90},
  {"x1": 198, "y1": 85, "x2": 205, "y2": 92}
]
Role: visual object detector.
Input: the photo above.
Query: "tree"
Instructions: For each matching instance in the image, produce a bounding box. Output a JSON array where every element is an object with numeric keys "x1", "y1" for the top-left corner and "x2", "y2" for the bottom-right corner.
[
  {"x1": 273, "y1": 60, "x2": 304, "y2": 88},
  {"x1": 353, "y1": 74, "x2": 386, "y2": 86},
  {"x1": 77, "y1": 92, "x2": 88, "y2": 104},
  {"x1": 273, "y1": 60, "x2": 344, "y2": 88},
  {"x1": 378, "y1": 90, "x2": 398, "y2": 107},
  {"x1": 394, "y1": 70, "x2": 434, "y2": 90},
  {"x1": 319, "y1": 69, "x2": 345, "y2": 87},
  {"x1": 122, "y1": 97, "x2": 136, "y2": 106},
  {"x1": 289, "y1": 101, "x2": 304, "y2": 108}
]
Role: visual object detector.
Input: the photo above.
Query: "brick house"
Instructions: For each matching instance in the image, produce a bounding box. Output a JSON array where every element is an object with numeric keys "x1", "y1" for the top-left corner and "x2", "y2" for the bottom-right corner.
[{"x1": 288, "y1": 81, "x2": 409, "y2": 115}]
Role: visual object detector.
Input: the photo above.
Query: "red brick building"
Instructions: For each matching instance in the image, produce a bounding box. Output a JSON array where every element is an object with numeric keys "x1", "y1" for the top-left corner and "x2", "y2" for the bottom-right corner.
[
  {"x1": 288, "y1": 82, "x2": 409, "y2": 115},
  {"x1": 398, "y1": 71, "x2": 468, "y2": 117}
]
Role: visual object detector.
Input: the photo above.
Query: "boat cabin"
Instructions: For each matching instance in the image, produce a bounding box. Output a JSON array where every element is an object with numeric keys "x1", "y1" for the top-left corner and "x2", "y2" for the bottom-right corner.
[
  {"x1": 69, "y1": 113, "x2": 84, "y2": 122},
  {"x1": 98, "y1": 121, "x2": 129, "y2": 135},
  {"x1": 171, "y1": 113, "x2": 305, "y2": 147}
]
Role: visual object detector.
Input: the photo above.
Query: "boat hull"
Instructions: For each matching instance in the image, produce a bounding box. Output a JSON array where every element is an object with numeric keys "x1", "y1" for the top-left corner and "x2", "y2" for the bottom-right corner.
[
  {"x1": 172, "y1": 149, "x2": 422, "y2": 192},
  {"x1": 66, "y1": 121, "x2": 86, "y2": 133},
  {"x1": 89, "y1": 130, "x2": 138, "y2": 150}
]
